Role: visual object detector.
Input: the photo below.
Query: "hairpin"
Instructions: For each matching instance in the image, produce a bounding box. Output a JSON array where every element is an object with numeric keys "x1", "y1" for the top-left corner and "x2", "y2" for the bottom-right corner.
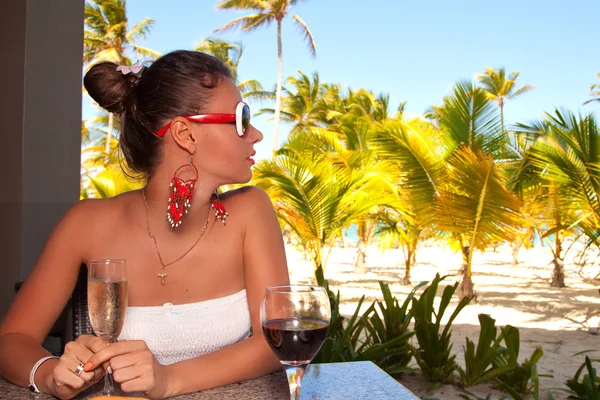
[{"x1": 116, "y1": 62, "x2": 145, "y2": 75}]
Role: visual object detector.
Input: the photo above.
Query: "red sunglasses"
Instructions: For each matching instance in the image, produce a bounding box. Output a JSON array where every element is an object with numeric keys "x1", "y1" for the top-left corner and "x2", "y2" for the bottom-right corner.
[{"x1": 157, "y1": 101, "x2": 250, "y2": 138}]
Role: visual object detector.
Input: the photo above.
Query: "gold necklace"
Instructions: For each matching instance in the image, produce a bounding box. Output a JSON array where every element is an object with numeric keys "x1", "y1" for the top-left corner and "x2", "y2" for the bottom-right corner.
[{"x1": 141, "y1": 189, "x2": 211, "y2": 286}]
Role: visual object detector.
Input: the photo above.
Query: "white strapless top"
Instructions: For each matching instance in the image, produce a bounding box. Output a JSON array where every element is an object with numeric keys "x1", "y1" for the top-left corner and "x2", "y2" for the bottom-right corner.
[{"x1": 118, "y1": 290, "x2": 252, "y2": 365}]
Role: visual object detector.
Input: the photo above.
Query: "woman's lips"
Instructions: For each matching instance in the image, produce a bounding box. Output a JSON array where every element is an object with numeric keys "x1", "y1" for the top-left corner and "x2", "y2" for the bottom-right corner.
[{"x1": 247, "y1": 150, "x2": 256, "y2": 164}]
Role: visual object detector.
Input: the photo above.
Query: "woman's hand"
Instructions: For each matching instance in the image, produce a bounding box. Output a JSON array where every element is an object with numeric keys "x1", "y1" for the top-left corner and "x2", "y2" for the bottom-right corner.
[
  {"x1": 49, "y1": 335, "x2": 107, "y2": 399},
  {"x1": 84, "y1": 340, "x2": 169, "y2": 399}
]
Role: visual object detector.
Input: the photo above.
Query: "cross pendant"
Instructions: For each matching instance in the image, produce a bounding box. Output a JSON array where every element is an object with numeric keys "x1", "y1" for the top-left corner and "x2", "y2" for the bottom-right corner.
[{"x1": 157, "y1": 270, "x2": 168, "y2": 286}]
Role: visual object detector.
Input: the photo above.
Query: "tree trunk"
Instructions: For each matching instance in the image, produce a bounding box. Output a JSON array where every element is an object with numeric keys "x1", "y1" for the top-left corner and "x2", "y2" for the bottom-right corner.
[
  {"x1": 273, "y1": 19, "x2": 283, "y2": 151},
  {"x1": 551, "y1": 257, "x2": 565, "y2": 287},
  {"x1": 353, "y1": 240, "x2": 367, "y2": 274},
  {"x1": 402, "y1": 248, "x2": 412, "y2": 285},
  {"x1": 500, "y1": 101, "x2": 505, "y2": 136},
  {"x1": 311, "y1": 245, "x2": 324, "y2": 277},
  {"x1": 460, "y1": 245, "x2": 475, "y2": 300},
  {"x1": 105, "y1": 112, "x2": 113, "y2": 154},
  {"x1": 511, "y1": 241, "x2": 520, "y2": 267},
  {"x1": 354, "y1": 222, "x2": 368, "y2": 273},
  {"x1": 551, "y1": 234, "x2": 565, "y2": 287}
]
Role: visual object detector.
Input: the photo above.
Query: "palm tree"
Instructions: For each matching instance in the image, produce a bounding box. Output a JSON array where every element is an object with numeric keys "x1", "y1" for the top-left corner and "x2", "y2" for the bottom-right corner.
[
  {"x1": 373, "y1": 118, "x2": 445, "y2": 284},
  {"x1": 195, "y1": 37, "x2": 266, "y2": 99},
  {"x1": 253, "y1": 152, "x2": 388, "y2": 275},
  {"x1": 324, "y1": 88, "x2": 394, "y2": 126},
  {"x1": 84, "y1": 0, "x2": 159, "y2": 154},
  {"x1": 584, "y1": 73, "x2": 600, "y2": 105},
  {"x1": 436, "y1": 146, "x2": 522, "y2": 298},
  {"x1": 500, "y1": 132, "x2": 538, "y2": 267},
  {"x1": 325, "y1": 114, "x2": 399, "y2": 272},
  {"x1": 83, "y1": 167, "x2": 143, "y2": 198},
  {"x1": 256, "y1": 71, "x2": 326, "y2": 134},
  {"x1": 427, "y1": 80, "x2": 506, "y2": 158},
  {"x1": 429, "y1": 80, "x2": 521, "y2": 298},
  {"x1": 81, "y1": 113, "x2": 144, "y2": 199},
  {"x1": 477, "y1": 67, "x2": 535, "y2": 134},
  {"x1": 258, "y1": 73, "x2": 401, "y2": 137},
  {"x1": 516, "y1": 109, "x2": 600, "y2": 286},
  {"x1": 271, "y1": 84, "x2": 408, "y2": 272},
  {"x1": 214, "y1": 0, "x2": 316, "y2": 151}
]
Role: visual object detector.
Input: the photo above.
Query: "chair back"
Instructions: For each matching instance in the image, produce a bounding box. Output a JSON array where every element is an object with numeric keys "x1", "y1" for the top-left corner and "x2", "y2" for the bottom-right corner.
[{"x1": 72, "y1": 265, "x2": 93, "y2": 339}]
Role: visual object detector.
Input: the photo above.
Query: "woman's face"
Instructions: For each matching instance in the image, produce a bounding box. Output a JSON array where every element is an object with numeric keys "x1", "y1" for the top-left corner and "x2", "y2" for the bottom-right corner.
[{"x1": 193, "y1": 78, "x2": 263, "y2": 185}]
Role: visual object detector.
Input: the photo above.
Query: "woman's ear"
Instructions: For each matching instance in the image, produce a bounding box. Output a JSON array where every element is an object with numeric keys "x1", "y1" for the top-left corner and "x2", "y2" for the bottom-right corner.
[{"x1": 169, "y1": 117, "x2": 197, "y2": 154}]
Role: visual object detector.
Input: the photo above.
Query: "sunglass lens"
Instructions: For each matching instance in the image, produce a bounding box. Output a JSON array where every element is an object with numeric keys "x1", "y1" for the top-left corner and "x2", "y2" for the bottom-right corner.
[{"x1": 241, "y1": 104, "x2": 250, "y2": 135}]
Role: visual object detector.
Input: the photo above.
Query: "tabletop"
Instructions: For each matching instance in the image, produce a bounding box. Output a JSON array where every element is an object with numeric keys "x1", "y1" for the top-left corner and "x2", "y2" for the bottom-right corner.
[{"x1": 0, "y1": 361, "x2": 418, "y2": 399}]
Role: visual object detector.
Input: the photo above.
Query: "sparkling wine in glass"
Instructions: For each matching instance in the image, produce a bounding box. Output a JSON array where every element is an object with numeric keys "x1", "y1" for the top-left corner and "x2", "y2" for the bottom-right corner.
[
  {"x1": 261, "y1": 285, "x2": 331, "y2": 400},
  {"x1": 88, "y1": 259, "x2": 128, "y2": 396}
]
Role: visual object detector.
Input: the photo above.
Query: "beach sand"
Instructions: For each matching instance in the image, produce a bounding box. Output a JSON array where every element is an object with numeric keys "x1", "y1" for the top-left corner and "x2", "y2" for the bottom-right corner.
[{"x1": 286, "y1": 242, "x2": 600, "y2": 399}]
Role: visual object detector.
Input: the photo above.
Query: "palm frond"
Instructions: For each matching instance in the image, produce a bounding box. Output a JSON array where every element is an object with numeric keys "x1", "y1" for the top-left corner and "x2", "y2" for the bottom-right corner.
[
  {"x1": 125, "y1": 18, "x2": 155, "y2": 43},
  {"x1": 131, "y1": 45, "x2": 161, "y2": 60},
  {"x1": 238, "y1": 79, "x2": 264, "y2": 93},
  {"x1": 213, "y1": 13, "x2": 274, "y2": 34},
  {"x1": 436, "y1": 146, "x2": 522, "y2": 252},
  {"x1": 510, "y1": 84, "x2": 535, "y2": 98},
  {"x1": 433, "y1": 80, "x2": 504, "y2": 157},
  {"x1": 373, "y1": 119, "x2": 444, "y2": 223},
  {"x1": 292, "y1": 14, "x2": 316, "y2": 58},
  {"x1": 214, "y1": 0, "x2": 269, "y2": 11}
]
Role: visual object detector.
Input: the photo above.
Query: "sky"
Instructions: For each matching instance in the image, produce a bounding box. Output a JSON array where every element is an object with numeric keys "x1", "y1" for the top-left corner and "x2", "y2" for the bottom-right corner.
[{"x1": 84, "y1": 0, "x2": 600, "y2": 161}]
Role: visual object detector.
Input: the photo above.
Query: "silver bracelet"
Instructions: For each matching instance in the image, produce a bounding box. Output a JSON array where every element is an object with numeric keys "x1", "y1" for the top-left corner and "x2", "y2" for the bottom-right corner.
[{"x1": 29, "y1": 355, "x2": 59, "y2": 394}]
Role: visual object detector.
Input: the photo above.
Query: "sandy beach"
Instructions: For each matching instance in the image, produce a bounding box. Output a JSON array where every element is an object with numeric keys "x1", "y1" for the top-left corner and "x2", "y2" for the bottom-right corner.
[{"x1": 286, "y1": 242, "x2": 600, "y2": 399}]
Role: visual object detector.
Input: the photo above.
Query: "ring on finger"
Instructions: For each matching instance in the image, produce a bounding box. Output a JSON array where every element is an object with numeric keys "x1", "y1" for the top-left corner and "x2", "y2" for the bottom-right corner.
[{"x1": 74, "y1": 362, "x2": 85, "y2": 376}]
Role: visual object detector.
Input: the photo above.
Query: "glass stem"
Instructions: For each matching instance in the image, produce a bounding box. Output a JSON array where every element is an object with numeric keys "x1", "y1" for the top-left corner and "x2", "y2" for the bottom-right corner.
[
  {"x1": 284, "y1": 364, "x2": 307, "y2": 400},
  {"x1": 103, "y1": 369, "x2": 114, "y2": 395},
  {"x1": 103, "y1": 340, "x2": 115, "y2": 395}
]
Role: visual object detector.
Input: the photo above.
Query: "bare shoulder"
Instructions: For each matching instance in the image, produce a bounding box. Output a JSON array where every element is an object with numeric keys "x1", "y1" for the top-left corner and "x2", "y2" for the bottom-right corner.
[
  {"x1": 67, "y1": 195, "x2": 118, "y2": 218},
  {"x1": 220, "y1": 186, "x2": 274, "y2": 214},
  {"x1": 63, "y1": 190, "x2": 139, "y2": 234},
  {"x1": 57, "y1": 197, "x2": 104, "y2": 232}
]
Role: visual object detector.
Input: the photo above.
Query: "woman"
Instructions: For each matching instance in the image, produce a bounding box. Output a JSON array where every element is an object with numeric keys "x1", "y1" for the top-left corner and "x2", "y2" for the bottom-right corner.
[{"x1": 0, "y1": 50, "x2": 288, "y2": 399}]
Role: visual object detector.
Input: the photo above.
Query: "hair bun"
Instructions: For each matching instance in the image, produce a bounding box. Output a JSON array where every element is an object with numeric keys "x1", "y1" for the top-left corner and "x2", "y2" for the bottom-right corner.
[{"x1": 83, "y1": 62, "x2": 132, "y2": 114}]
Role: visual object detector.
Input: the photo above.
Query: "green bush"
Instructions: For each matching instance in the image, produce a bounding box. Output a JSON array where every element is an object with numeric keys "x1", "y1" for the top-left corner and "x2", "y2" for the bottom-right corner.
[
  {"x1": 313, "y1": 266, "x2": 424, "y2": 375},
  {"x1": 562, "y1": 355, "x2": 600, "y2": 399},
  {"x1": 492, "y1": 324, "x2": 548, "y2": 399},
  {"x1": 459, "y1": 314, "x2": 517, "y2": 387},
  {"x1": 359, "y1": 281, "x2": 426, "y2": 375},
  {"x1": 409, "y1": 273, "x2": 473, "y2": 384},
  {"x1": 313, "y1": 265, "x2": 364, "y2": 364}
]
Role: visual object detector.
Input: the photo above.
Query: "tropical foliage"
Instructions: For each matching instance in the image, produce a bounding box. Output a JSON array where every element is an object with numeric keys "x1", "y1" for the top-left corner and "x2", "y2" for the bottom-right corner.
[
  {"x1": 79, "y1": 3, "x2": 600, "y2": 398},
  {"x1": 515, "y1": 109, "x2": 600, "y2": 286},
  {"x1": 195, "y1": 37, "x2": 266, "y2": 99},
  {"x1": 214, "y1": 0, "x2": 317, "y2": 150},
  {"x1": 84, "y1": 0, "x2": 160, "y2": 154},
  {"x1": 584, "y1": 73, "x2": 600, "y2": 105},
  {"x1": 84, "y1": 0, "x2": 159, "y2": 65},
  {"x1": 458, "y1": 314, "x2": 518, "y2": 387},
  {"x1": 409, "y1": 273, "x2": 472, "y2": 384},
  {"x1": 477, "y1": 67, "x2": 535, "y2": 134}
]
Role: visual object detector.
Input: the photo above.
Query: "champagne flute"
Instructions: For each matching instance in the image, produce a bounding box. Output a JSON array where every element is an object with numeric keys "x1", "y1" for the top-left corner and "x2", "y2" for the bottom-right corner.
[
  {"x1": 260, "y1": 285, "x2": 331, "y2": 400},
  {"x1": 87, "y1": 259, "x2": 128, "y2": 396}
]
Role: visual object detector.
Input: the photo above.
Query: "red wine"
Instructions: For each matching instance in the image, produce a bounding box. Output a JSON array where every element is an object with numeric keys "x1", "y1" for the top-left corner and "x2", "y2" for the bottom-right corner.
[{"x1": 262, "y1": 318, "x2": 328, "y2": 365}]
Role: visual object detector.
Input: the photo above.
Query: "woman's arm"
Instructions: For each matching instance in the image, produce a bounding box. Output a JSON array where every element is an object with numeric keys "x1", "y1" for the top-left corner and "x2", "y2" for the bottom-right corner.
[{"x1": 0, "y1": 200, "x2": 99, "y2": 394}]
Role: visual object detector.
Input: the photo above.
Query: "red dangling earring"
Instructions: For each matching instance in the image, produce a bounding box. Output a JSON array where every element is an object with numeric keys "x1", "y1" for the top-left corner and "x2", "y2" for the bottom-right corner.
[
  {"x1": 167, "y1": 155, "x2": 198, "y2": 230},
  {"x1": 211, "y1": 191, "x2": 228, "y2": 225}
]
